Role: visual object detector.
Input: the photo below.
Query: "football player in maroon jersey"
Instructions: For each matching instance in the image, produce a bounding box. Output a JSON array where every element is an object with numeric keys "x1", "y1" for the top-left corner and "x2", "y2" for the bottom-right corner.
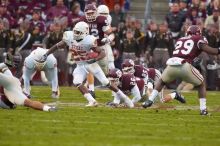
[
  {"x1": 143, "y1": 25, "x2": 220, "y2": 115},
  {"x1": 121, "y1": 59, "x2": 186, "y2": 103},
  {"x1": 80, "y1": 4, "x2": 115, "y2": 97},
  {"x1": 107, "y1": 68, "x2": 145, "y2": 106}
]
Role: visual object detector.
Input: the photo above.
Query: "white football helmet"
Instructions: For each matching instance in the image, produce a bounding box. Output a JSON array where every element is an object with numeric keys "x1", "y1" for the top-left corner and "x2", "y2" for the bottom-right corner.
[
  {"x1": 73, "y1": 21, "x2": 89, "y2": 40},
  {"x1": 97, "y1": 5, "x2": 109, "y2": 16}
]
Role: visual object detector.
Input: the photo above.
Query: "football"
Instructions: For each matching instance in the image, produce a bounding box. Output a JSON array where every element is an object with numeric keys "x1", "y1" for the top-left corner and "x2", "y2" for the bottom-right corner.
[{"x1": 87, "y1": 52, "x2": 99, "y2": 59}]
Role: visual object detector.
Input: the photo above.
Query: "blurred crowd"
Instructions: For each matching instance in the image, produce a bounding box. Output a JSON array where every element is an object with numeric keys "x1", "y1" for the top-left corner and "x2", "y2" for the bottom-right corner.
[{"x1": 0, "y1": 0, "x2": 220, "y2": 90}]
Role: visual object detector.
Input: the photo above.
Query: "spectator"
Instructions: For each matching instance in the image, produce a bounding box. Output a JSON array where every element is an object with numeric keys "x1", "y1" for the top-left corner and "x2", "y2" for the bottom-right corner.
[
  {"x1": 12, "y1": 19, "x2": 32, "y2": 78},
  {"x1": 149, "y1": 22, "x2": 174, "y2": 70},
  {"x1": 47, "y1": 0, "x2": 69, "y2": 21},
  {"x1": 104, "y1": 0, "x2": 124, "y2": 11},
  {"x1": 31, "y1": 26, "x2": 45, "y2": 49},
  {"x1": 186, "y1": 7, "x2": 200, "y2": 25},
  {"x1": 198, "y1": 1, "x2": 207, "y2": 20},
  {"x1": 179, "y1": 0, "x2": 189, "y2": 16},
  {"x1": 204, "y1": 8, "x2": 220, "y2": 32},
  {"x1": 120, "y1": 30, "x2": 140, "y2": 64},
  {"x1": 166, "y1": 2, "x2": 185, "y2": 41},
  {"x1": 29, "y1": 8, "x2": 46, "y2": 36},
  {"x1": 143, "y1": 21, "x2": 158, "y2": 67},
  {"x1": 0, "y1": 18, "x2": 12, "y2": 62},
  {"x1": 207, "y1": 0, "x2": 220, "y2": 15},
  {"x1": 110, "y1": 2, "x2": 126, "y2": 28},
  {"x1": 67, "y1": 2, "x2": 83, "y2": 28},
  {"x1": 0, "y1": 4, "x2": 15, "y2": 28},
  {"x1": 44, "y1": 20, "x2": 68, "y2": 85}
]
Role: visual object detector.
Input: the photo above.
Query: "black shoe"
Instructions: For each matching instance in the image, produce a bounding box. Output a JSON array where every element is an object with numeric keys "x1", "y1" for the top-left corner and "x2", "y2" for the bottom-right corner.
[
  {"x1": 173, "y1": 91, "x2": 186, "y2": 103},
  {"x1": 106, "y1": 101, "x2": 119, "y2": 107},
  {"x1": 23, "y1": 92, "x2": 33, "y2": 99},
  {"x1": 48, "y1": 106, "x2": 58, "y2": 112},
  {"x1": 142, "y1": 100, "x2": 153, "y2": 108},
  {"x1": 200, "y1": 109, "x2": 208, "y2": 115},
  {"x1": 89, "y1": 90, "x2": 96, "y2": 99}
]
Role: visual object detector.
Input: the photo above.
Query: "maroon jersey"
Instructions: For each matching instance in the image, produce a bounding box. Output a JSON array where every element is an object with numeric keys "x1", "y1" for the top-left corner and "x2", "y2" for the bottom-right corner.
[
  {"x1": 172, "y1": 35, "x2": 208, "y2": 63},
  {"x1": 135, "y1": 77, "x2": 145, "y2": 94},
  {"x1": 80, "y1": 16, "x2": 109, "y2": 46},
  {"x1": 134, "y1": 65, "x2": 156, "y2": 80},
  {"x1": 118, "y1": 74, "x2": 136, "y2": 95}
]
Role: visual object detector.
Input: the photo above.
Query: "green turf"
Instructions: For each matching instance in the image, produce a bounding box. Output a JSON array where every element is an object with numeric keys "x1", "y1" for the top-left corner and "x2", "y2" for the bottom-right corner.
[{"x1": 0, "y1": 86, "x2": 220, "y2": 146}]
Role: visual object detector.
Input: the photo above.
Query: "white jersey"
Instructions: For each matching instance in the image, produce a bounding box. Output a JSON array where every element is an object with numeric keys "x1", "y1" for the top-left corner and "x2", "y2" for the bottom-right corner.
[
  {"x1": 107, "y1": 15, "x2": 112, "y2": 25},
  {"x1": 25, "y1": 47, "x2": 56, "y2": 70},
  {"x1": 62, "y1": 31, "x2": 97, "y2": 64}
]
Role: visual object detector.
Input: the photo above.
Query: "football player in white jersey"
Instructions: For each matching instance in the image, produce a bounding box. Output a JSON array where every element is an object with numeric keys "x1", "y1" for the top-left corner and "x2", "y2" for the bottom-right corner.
[
  {"x1": 39, "y1": 21, "x2": 134, "y2": 107},
  {"x1": 0, "y1": 54, "x2": 57, "y2": 111},
  {"x1": 97, "y1": 4, "x2": 115, "y2": 70},
  {"x1": 22, "y1": 47, "x2": 59, "y2": 99}
]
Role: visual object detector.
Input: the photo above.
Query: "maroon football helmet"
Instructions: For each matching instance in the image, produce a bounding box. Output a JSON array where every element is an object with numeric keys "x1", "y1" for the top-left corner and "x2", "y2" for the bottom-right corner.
[
  {"x1": 186, "y1": 25, "x2": 202, "y2": 36},
  {"x1": 107, "y1": 68, "x2": 122, "y2": 86},
  {"x1": 121, "y1": 59, "x2": 135, "y2": 74},
  {"x1": 84, "y1": 4, "x2": 97, "y2": 22}
]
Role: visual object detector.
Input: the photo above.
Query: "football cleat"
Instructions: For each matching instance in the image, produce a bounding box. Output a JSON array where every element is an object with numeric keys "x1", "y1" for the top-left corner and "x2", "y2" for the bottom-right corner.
[
  {"x1": 89, "y1": 90, "x2": 96, "y2": 99},
  {"x1": 106, "y1": 101, "x2": 119, "y2": 107},
  {"x1": 23, "y1": 92, "x2": 33, "y2": 99},
  {"x1": 200, "y1": 109, "x2": 208, "y2": 116},
  {"x1": 173, "y1": 91, "x2": 186, "y2": 103},
  {"x1": 48, "y1": 106, "x2": 58, "y2": 112},
  {"x1": 85, "y1": 101, "x2": 98, "y2": 107},
  {"x1": 51, "y1": 91, "x2": 59, "y2": 99},
  {"x1": 142, "y1": 100, "x2": 153, "y2": 108}
]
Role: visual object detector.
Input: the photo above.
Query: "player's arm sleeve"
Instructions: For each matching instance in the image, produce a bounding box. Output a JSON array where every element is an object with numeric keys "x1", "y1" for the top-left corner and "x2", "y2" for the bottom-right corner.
[{"x1": 131, "y1": 84, "x2": 142, "y2": 103}]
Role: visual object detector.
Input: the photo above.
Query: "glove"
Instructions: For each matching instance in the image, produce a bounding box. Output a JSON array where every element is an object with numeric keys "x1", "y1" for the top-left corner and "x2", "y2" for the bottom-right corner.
[
  {"x1": 86, "y1": 58, "x2": 96, "y2": 64},
  {"x1": 207, "y1": 63, "x2": 218, "y2": 70},
  {"x1": 38, "y1": 54, "x2": 48, "y2": 63},
  {"x1": 5, "y1": 53, "x2": 14, "y2": 67},
  {"x1": 101, "y1": 38, "x2": 110, "y2": 44}
]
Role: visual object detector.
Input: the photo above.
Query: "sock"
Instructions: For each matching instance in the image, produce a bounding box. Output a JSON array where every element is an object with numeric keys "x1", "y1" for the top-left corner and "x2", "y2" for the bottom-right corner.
[
  {"x1": 169, "y1": 92, "x2": 176, "y2": 99},
  {"x1": 43, "y1": 105, "x2": 51, "y2": 111},
  {"x1": 112, "y1": 92, "x2": 120, "y2": 104},
  {"x1": 116, "y1": 90, "x2": 134, "y2": 108},
  {"x1": 149, "y1": 89, "x2": 159, "y2": 102},
  {"x1": 199, "y1": 98, "x2": 206, "y2": 110},
  {"x1": 89, "y1": 84, "x2": 95, "y2": 92},
  {"x1": 84, "y1": 93, "x2": 96, "y2": 103}
]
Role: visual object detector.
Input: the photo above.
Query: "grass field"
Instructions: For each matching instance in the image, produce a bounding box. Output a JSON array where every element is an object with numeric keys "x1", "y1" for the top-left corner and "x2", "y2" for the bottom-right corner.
[{"x1": 0, "y1": 86, "x2": 220, "y2": 146}]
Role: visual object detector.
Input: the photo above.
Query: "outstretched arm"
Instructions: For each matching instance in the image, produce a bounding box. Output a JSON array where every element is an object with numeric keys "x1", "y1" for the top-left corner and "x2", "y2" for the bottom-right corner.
[
  {"x1": 45, "y1": 40, "x2": 67, "y2": 56},
  {"x1": 200, "y1": 43, "x2": 220, "y2": 55}
]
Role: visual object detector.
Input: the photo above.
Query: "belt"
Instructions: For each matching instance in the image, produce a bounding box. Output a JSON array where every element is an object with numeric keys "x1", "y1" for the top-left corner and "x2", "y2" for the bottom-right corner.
[{"x1": 155, "y1": 48, "x2": 168, "y2": 51}]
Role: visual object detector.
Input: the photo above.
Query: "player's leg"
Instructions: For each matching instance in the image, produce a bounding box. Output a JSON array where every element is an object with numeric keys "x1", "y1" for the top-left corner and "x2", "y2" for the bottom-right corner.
[
  {"x1": 87, "y1": 72, "x2": 95, "y2": 94},
  {"x1": 45, "y1": 68, "x2": 59, "y2": 98},
  {"x1": 45, "y1": 57, "x2": 59, "y2": 98},
  {"x1": 3, "y1": 76, "x2": 56, "y2": 111},
  {"x1": 73, "y1": 65, "x2": 97, "y2": 106},
  {"x1": 182, "y1": 63, "x2": 207, "y2": 115},
  {"x1": 143, "y1": 65, "x2": 179, "y2": 108},
  {"x1": 22, "y1": 58, "x2": 36, "y2": 97},
  {"x1": 88, "y1": 63, "x2": 134, "y2": 108},
  {"x1": 106, "y1": 44, "x2": 115, "y2": 70},
  {"x1": 22, "y1": 67, "x2": 35, "y2": 96}
]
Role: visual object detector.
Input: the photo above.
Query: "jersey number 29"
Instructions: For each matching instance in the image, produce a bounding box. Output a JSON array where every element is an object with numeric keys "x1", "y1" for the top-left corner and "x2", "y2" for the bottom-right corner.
[{"x1": 173, "y1": 39, "x2": 194, "y2": 55}]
